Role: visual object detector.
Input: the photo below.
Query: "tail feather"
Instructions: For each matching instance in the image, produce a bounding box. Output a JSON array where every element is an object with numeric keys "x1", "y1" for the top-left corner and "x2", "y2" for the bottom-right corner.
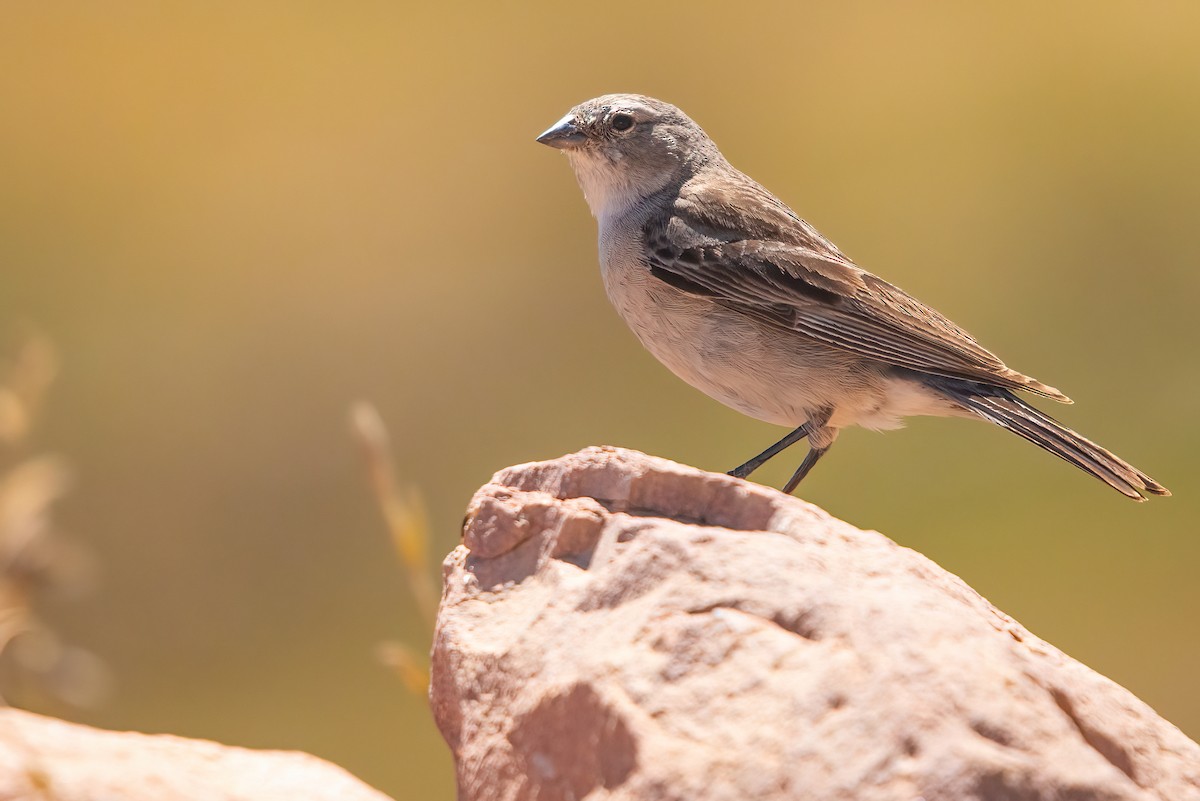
[
  {"x1": 1006, "y1": 372, "x2": 1073, "y2": 405},
  {"x1": 932, "y1": 383, "x2": 1169, "y2": 501}
]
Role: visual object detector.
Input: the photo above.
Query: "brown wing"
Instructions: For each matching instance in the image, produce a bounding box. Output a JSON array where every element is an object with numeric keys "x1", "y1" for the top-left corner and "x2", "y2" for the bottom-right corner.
[{"x1": 643, "y1": 174, "x2": 1070, "y2": 402}]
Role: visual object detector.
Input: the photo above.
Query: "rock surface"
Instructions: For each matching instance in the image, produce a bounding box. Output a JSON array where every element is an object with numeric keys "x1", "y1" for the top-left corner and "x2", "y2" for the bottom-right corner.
[
  {"x1": 432, "y1": 446, "x2": 1200, "y2": 801},
  {"x1": 0, "y1": 708, "x2": 393, "y2": 801}
]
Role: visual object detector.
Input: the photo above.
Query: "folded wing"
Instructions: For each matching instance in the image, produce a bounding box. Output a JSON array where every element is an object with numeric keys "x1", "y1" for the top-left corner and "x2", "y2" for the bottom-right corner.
[{"x1": 643, "y1": 177, "x2": 1070, "y2": 403}]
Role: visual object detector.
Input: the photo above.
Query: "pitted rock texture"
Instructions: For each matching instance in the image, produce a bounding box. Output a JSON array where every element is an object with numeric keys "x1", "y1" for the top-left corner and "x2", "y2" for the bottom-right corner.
[
  {"x1": 432, "y1": 446, "x2": 1200, "y2": 801},
  {"x1": 0, "y1": 709, "x2": 393, "y2": 801}
]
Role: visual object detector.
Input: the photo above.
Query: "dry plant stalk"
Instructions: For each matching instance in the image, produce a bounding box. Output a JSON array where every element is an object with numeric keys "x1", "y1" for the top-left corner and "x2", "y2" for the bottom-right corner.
[
  {"x1": 0, "y1": 327, "x2": 106, "y2": 708},
  {"x1": 349, "y1": 401, "x2": 437, "y2": 695}
]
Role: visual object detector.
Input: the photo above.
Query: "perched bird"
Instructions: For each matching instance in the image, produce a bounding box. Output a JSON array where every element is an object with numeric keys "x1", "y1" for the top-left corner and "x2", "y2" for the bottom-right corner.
[{"x1": 536, "y1": 94, "x2": 1169, "y2": 501}]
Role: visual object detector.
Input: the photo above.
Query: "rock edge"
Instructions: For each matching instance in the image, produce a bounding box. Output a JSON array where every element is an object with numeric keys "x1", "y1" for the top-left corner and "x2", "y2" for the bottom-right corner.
[{"x1": 432, "y1": 446, "x2": 1199, "y2": 801}]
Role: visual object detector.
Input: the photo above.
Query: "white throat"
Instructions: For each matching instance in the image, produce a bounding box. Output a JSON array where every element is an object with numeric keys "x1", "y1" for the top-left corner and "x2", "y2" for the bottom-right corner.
[{"x1": 565, "y1": 150, "x2": 650, "y2": 224}]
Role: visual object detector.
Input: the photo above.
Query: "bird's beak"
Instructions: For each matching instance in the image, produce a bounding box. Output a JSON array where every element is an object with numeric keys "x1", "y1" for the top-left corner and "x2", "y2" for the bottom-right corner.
[{"x1": 536, "y1": 114, "x2": 586, "y2": 149}]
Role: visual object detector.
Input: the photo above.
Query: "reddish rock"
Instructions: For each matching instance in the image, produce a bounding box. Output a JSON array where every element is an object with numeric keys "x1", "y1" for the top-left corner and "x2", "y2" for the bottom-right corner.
[
  {"x1": 432, "y1": 446, "x2": 1200, "y2": 801},
  {"x1": 0, "y1": 709, "x2": 393, "y2": 801}
]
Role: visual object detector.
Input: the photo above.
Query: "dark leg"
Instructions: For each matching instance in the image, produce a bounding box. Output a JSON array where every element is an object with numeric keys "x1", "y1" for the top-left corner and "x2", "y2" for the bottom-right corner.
[
  {"x1": 782, "y1": 446, "x2": 829, "y2": 494},
  {"x1": 728, "y1": 408, "x2": 833, "y2": 480},
  {"x1": 727, "y1": 422, "x2": 814, "y2": 479}
]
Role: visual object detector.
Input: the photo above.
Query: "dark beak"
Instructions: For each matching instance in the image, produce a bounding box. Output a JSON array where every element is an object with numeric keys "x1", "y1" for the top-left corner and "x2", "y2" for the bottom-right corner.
[{"x1": 536, "y1": 115, "x2": 586, "y2": 149}]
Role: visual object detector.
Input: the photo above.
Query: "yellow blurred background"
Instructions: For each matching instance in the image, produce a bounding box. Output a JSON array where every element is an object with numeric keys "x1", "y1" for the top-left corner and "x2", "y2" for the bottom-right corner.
[{"x1": 2, "y1": 2, "x2": 1198, "y2": 797}]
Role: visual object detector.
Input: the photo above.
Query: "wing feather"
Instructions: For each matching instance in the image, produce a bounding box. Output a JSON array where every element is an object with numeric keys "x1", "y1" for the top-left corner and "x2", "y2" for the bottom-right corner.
[{"x1": 643, "y1": 176, "x2": 1070, "y2": 402}]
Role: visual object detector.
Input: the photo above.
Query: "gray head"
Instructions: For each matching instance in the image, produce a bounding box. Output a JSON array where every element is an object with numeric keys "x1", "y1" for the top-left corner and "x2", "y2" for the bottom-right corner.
[{"x1": 537, "y1": 94, "x2": 719, "y2": 220}]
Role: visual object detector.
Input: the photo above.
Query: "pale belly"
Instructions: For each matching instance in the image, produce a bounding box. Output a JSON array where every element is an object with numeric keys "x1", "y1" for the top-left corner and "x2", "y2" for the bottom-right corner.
[{"x1": 598, "y1": 250, "x2": 961, "y2": 431}]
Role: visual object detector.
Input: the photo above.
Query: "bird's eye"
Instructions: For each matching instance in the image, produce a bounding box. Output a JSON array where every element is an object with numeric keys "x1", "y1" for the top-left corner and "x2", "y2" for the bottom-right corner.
[{"x1": 611, "y1": 113, "x2": 635, "y2": 132}]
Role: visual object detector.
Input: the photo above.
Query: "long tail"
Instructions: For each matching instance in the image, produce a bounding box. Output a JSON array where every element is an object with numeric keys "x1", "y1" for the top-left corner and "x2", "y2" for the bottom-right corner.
[{"x1": 931, "y1": 381, "x2": 1170, "y2": 501}]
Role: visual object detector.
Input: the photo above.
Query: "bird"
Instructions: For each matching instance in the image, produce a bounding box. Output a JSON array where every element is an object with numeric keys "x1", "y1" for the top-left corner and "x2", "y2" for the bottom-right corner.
[{"x1": 536, "y1": 93, "x2": 1169, "y2": 501}]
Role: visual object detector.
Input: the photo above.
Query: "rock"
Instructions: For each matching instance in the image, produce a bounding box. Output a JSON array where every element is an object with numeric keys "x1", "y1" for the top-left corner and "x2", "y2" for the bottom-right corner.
[
  {"x1": 0, "y1": 708, "x2": 393, "y2": 801},
  {"x1": 431, "y1": 446, "x2": 1200, "y2": 801}
]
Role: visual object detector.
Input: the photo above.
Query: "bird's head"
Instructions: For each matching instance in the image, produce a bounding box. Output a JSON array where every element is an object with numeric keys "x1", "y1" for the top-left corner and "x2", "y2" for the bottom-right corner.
[{"x1": 537, "y1": 94, "x2": 717, "y2": 220}]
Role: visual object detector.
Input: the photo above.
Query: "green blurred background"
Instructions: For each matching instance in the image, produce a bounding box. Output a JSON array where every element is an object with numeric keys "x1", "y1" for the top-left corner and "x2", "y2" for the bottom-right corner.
[{"x1": 2, "y1": 2, "x2": 1198, "y2": 797}]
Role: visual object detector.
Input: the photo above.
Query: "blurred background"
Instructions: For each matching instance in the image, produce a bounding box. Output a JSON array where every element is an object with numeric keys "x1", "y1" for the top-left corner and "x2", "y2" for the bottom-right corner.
[{"x1": 1, "y1": 2, "x2": 1198, "y2": 797}]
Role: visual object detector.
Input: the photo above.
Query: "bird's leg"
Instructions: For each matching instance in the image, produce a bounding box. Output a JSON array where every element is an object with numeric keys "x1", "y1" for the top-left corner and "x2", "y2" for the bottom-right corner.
[
  {"x1": 729, "y1": 410, "x2": 835, "y2": 479},
  {"x1": 782, "y1": 445, "x2": 830, "y2": 494},
  {"x1": 727, "y1": 422, "x2": 815, "y2": 479}
]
